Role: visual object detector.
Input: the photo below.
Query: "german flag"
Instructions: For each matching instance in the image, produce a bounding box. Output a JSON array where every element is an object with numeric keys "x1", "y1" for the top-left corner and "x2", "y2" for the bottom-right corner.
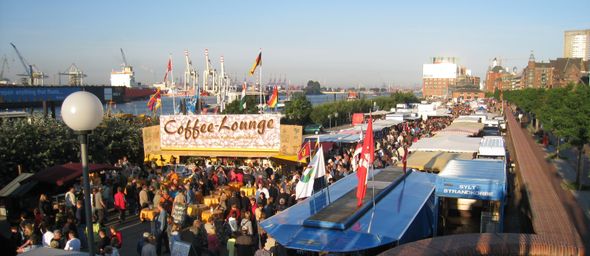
[
  {"x1": 267, "y1": 85, "x2": 278, "y2": 108},
  {"x1": 248, "y1": 51, "x2": 262, "y2": 76}
]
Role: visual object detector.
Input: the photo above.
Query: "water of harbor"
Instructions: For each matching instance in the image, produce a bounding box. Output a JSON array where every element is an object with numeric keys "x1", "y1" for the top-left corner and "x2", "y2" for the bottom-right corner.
[{"x1": 8, "y1": 93, "x2": 354, "y2": 117}]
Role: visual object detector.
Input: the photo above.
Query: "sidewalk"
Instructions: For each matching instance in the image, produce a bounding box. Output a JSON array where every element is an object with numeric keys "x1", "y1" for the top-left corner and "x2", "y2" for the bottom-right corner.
[{"x1": 543, "y1": 143, "x2": 590, "y2": 221}]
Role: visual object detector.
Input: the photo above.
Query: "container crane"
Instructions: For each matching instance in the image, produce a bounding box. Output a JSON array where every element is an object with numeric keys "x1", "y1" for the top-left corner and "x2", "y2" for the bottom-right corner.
[
  {"x1": 0, "y1": 55, "x2": 9, "y2": 84},
  {"x1": 9, "y1": 42, "x2": 47, "y2": 85},
  {"x1": 59, "y1": 63, "x2": 87, "y2": 86},
  {"x1": 202, "y1": 49, "x2": 217, "y2": 94},
  {"x1": 183, "y1": 50, "x2": 198, "y2": 92}
]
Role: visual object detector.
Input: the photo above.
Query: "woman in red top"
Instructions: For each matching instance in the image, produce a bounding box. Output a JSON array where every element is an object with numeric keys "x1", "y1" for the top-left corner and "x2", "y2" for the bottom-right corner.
[
  {"x1": 114, "y1": 187, "x2": 126, "y2": 224},
  {"x1": 109, "y1": 226, "x2": 123, "y2": 248}
]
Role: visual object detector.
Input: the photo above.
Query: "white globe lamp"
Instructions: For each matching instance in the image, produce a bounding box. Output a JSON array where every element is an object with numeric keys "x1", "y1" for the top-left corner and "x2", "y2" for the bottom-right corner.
[{"x1": 61, "y1": 91, "x2": 103, "y2": 256}]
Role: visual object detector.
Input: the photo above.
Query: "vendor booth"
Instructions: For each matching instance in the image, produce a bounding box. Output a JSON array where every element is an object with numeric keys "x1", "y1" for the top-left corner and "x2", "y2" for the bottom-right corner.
[
  {"x1": 399, "y1": 151, "x2": 473, "y2": 173},
  {"x1": 434, "y1": 159, "x2": 507, "y2": 234},
  {"x1": 143, "y1": 114, "x2": 302, "y2": 160},
  {"x1": 261, "y1": 167, "x2": 437, "y2": 253},
  {"x1": 409, "y1": 135, "x2": 481, "y2": 153},
  {"x1": 477, "y1": 136, "x2": 506, "y2": 160}
]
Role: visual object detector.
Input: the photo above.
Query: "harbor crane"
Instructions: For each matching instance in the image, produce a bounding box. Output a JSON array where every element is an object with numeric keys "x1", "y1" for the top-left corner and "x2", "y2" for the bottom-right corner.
[
  {"x1": 0, "y1": 55, "x2": 10, "y2": 84},
  {"x1": 183, "y1": 50, "x2": 198, "y2": 92},
  {"x1": 59, "y1": 63, "x2": 87, "y2": 86},
  {"x1": 120, "y1": 48, "x2": 129, "y2": 67},
  {"x1": 9, "y1": 42, "x2": 47, "y2": 85}
]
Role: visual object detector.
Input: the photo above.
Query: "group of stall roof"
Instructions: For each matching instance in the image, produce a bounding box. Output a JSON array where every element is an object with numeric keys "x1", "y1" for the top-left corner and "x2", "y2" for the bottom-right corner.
[{"x1": 262, "y1": 103, "x2": 508, "y2": 253}]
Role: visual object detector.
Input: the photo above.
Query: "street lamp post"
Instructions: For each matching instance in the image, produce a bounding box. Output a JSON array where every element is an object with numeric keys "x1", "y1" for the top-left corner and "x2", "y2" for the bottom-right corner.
[
  {"x1": 334, "y1": 112, "x2": 339, "y2": 127},
  {"x1": 61, "y1": 91, "x2": 104, "y2": 256}
]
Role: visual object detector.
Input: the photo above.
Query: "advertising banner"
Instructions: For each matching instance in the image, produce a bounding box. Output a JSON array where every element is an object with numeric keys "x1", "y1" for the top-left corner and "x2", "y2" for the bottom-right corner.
[
  {"x1": 142, "y1": 125, "x2": 161, "y2": 156},
  {"x1": 160, "y1": 114, "x2": 281, "y2": 151},
  {"x1": 280, "y1": 125, "x2": 302, "y2": 155}
]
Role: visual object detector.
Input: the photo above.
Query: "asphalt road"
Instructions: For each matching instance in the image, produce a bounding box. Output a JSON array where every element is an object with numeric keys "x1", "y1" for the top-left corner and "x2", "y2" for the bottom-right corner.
[{"x1": 103, "y1": 212, "x2": 156, "y2": 256}]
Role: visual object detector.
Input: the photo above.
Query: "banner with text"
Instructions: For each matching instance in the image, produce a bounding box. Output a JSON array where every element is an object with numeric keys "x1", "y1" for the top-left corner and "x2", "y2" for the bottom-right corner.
[{"x1": 160, "y1": 114, "x2": 281, "y2": 151}]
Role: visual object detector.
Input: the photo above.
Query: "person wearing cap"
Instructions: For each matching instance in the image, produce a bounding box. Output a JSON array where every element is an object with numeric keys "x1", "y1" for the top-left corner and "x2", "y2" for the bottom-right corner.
[
  {"x1": 141, "y1": 235, "x2": 157, "y2": 256},
  {"x1": 235, "y1": 224, "x2": 255, "y2": 256},
  {"x1": 136, "y1": 232, "x2": 150, "y2": 255}
]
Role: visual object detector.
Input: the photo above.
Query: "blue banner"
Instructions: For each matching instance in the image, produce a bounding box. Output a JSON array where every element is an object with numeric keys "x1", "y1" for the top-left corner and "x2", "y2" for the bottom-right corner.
[{"x1": 0, "y1": 87, "x2": 80, "y2": 103}]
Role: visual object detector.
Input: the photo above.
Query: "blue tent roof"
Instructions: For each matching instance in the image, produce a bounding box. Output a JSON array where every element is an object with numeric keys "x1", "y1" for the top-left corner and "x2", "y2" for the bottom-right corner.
[
  {"x1": 260, "y1": 168, "x2": 436, "y2": 252},
  {"x1": 435, "y1": 159, "x2": 506, "y2": 201}
]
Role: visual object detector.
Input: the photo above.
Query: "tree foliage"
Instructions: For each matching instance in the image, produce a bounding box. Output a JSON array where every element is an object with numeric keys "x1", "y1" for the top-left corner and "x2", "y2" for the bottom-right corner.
[
  {"x1": 309, "y1": 92, "x2": 418, "y2": 128},
  {"x1": 305, "y1": 80, "x2": 322, "y2": 95},
  {"x1": 223, "y1": 95, "x2": 260, "y2": 114},
  {"x1": 283, "y1": 93, "x2": 313, "y2": 125},
  {"x1": 504, "y1": 84, "x2": 590, "y2": 188},
  {"x1": 0, "y1": 115, "x2": 148, "y2": 187}
]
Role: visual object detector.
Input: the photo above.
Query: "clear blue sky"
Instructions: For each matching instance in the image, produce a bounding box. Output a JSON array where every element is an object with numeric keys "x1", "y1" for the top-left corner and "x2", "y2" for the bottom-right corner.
[{"x1": 0, "y1": 0, "x2": 588, "y2": 88}]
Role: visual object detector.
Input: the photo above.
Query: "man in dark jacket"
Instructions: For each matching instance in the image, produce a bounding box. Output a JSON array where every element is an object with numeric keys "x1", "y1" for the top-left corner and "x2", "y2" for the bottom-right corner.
[{"x1": 154, "y1": 203, "x2": 169, "y2": 255}]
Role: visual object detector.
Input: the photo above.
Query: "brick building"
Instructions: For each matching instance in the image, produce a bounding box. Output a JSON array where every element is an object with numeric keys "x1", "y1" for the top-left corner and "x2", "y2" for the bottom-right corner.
[
  {"x1": 422, "y1": 57, "x2": 480, "y2": 98},
  {"x1": 485, "y1": 58, "x2": 519, "y2": 92},
  {"x1": 451, "y1": 87, "x2": 485, "y2": 102},
  {"x1": 522, "y1": 52, "x2": 588, "y2": 88}
]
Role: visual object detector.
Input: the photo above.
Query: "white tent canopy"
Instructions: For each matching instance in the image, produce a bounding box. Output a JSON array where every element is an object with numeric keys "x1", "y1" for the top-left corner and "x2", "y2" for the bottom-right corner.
[
  {"x1": 478, "y1": 136, "x2": 506, "y2": 157},
  {"x1": 435, "y1": 122, "x2": 483, "y2": 137},
  {"x1": 409, "y1": 135, "x2": 481, "y2": 153}
]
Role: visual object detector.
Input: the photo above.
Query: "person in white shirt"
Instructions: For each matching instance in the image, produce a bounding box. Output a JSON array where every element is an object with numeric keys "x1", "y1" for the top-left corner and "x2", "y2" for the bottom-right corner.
[
  {"x1": 64, "y1": 230, "x2": 81, "y2": 251},
  {"x1": 65, "y1": 187, "x2": 77, "y2": 210},
  {"x1": 41, "y1": 225, "x2": 54, "y2": 247}
]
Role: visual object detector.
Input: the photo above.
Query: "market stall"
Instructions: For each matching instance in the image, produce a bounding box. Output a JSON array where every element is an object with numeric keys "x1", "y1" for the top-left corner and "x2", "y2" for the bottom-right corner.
[
  {"x1": 434, "y1": 159, "x2": 507, "y2": 234},
  {"x1": 400, "y1": 151, "x2": 473, "y2": 173}
]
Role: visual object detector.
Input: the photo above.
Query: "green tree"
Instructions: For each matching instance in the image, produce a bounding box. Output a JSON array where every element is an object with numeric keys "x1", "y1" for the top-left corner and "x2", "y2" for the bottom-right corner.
[
  {"x1": 505, "y1": 84, "x2": 590, "y2": 190},
  {"x1": 0, "y1": 115, "x2": 149, "y2": 187},
  {"x1": 283, "y1": 93, "x2": 312, "y2": 125},
  {"x1": 305, "y1": 80, "x2": 322, "y2": 95},
  {"x1": 559, "y1": 85, "x2": 590, "y2": 189},
  {"x1": 223, "y1": 96, "x2": 260, "y2": 114},
  {"x1": 89, "y1": 117, "x2": 146, "y2": 164},
  {"x1": 308, "y1": 92, "x2": 418, "y2": 127}
]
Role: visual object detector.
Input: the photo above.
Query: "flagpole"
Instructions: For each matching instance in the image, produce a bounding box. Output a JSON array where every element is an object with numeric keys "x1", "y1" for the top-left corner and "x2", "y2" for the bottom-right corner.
[
  {"x1": 259, "y1": 58, "x2": 263, "y2": 113},
  {"x1": 318, "y1": 135, "x2": 331, "y2": 204},
  {"x1": 369, "y1": 112, "x2": 376, "y2": 233},
  {"x1": 169, "y1": 54, "x2": 177, "y2": 115}
]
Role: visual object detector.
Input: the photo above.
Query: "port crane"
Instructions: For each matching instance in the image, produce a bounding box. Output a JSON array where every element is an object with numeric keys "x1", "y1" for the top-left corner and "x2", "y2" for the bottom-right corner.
[
  {"x1": 9, "y1": 42, "x2": 47, "y2": 85},
  {"x1": 59, "y1": 63, "x2": 87, "y2": 86},
  {"x1": 0, "y1": 55, "x2": 10, "y2": 84},
  {"x1": 202, "y1": 49, "x2": 217, "y2": 94},
  {"x1": 183, "y1": 50, "x2": 198, "y2": 92}
]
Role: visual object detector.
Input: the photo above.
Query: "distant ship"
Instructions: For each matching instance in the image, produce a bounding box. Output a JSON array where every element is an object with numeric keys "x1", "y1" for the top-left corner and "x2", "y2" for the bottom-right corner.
[
  {"x1": 347, "y1": 90, "x2": 359, "y2": 101},
  {"x1": 110, "y1": 65, "x2": 155, "y2": 101}
]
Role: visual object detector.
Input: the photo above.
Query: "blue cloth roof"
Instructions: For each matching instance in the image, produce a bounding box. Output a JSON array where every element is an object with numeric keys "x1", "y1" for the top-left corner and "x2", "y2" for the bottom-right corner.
[
  {"x1": 435, "y1": 159, "x2": 506, "y2": 201},
  {"x1": 260, "y1": 168, "x2": 436, "y2": 252}
]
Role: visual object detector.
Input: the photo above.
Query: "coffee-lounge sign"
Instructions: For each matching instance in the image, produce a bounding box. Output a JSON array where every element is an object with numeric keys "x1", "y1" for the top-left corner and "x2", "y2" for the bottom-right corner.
[{"x1": 160, "y1": 114, "x2": 281, "y2": 151}]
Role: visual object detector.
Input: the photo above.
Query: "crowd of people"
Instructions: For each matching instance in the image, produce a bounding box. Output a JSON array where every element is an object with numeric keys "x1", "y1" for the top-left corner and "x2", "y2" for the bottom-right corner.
[{"x1": 5, "y1": 103, "x2": 477, "y2": 256}]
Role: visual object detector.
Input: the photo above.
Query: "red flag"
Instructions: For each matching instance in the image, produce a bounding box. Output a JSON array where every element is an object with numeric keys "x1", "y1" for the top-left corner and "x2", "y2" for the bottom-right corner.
[
  {"x1": 163, "y1": 57, "x2": 172, "y2": 82},
  {"x1": 356, "y1": 115, "x2": 374, "y2": 207},
  {"x1": 297, "y1": 141, "x2": 312, "y2": 161}
]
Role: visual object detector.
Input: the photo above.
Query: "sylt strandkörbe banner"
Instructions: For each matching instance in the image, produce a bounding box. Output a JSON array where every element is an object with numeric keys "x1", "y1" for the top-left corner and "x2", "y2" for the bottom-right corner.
[{"x1": 160, "y1": 114, "x2": 281, "y2": 151}]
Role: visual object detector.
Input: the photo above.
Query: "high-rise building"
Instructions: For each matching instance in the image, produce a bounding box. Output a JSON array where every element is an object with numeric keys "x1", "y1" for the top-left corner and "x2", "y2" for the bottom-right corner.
[
  {"x1": 422, "y1": 57, "x2": 479, "y2": 98},
  {"x1": 564, "y1": 29, "x2": 590, "y2": 61}
]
